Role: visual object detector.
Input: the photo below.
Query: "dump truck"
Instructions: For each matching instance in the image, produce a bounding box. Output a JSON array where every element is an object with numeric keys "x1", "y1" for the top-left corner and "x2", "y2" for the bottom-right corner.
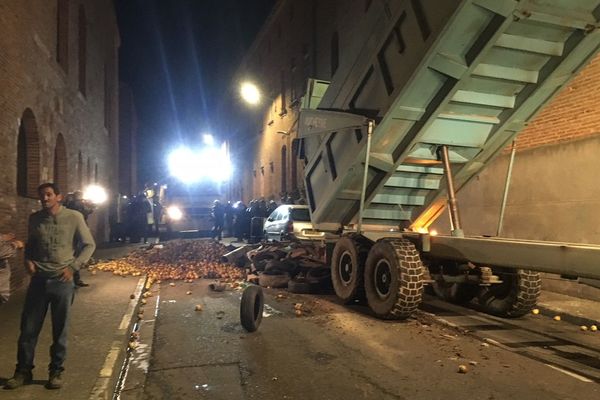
[{"x1": 298, "y1": 0, "x2": 600, "y2": 319}]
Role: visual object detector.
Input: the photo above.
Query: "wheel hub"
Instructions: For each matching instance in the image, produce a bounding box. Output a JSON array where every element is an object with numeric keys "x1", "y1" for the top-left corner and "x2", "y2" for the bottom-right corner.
[
  {"x1": 374, "y1": 260, "x2": 392, "y2": 298},
  {"x1": 339, "y1": 251, "x2": 353, "y2": 286}
]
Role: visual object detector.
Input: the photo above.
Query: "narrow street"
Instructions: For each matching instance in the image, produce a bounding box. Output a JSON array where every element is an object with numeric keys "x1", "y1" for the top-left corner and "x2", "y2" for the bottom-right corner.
[
  {"x1": 0, "y1": 240, "x2": 599, "y2": 399},
  {"x1": 112, "y1": 242, "x2": 600, "y2": 400}
]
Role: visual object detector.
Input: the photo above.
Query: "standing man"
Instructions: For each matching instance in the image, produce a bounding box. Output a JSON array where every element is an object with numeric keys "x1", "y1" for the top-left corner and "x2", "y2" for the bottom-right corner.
[
  {"x1": 0, "y1": 232, "x2": 24, "y2": 304},
  {"x1": 4, "y1": 183, "x2": 96, "y2": 390},
  {"x1": 211, "y1": 200, "x2": 224, "y2": 241}
]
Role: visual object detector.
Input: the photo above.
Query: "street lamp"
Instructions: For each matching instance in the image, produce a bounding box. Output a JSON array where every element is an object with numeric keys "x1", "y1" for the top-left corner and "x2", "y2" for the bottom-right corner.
[
  {"x1": 203, "y1": 133, "x2": 214, "y2": 145},
  {"x1": 240, "y1": 81, "x2": 261, "y2": 105}
]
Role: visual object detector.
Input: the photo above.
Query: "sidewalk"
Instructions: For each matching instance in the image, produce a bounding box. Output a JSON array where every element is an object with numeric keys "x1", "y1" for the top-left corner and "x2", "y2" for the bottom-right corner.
[
  {"x1": 0, "y1": 244, "x2": 145, "y2": 400},
  {"x1": 537, "y1": 291, "x2": 600, "y2": 327}
]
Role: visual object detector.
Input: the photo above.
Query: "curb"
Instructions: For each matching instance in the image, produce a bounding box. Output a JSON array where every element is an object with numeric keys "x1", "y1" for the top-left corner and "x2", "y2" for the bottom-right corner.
[{"x1": 535, "y1": 304, "x2": 599, "y2": 329}]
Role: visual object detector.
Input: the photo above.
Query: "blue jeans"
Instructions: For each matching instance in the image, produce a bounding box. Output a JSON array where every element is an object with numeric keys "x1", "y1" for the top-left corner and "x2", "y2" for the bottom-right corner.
[{"x1": 16, "y1": 276, "x2": 74, "y2": 373}]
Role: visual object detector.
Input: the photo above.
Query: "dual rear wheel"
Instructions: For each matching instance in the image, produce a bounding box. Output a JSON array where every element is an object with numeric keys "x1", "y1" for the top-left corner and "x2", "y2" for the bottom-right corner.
[
  {"x1": 332, "y1": 236, "x2": 541, "y2": 319},
  {"x1": 332, "y1": 237, "x2": 424, "y2": 320}
]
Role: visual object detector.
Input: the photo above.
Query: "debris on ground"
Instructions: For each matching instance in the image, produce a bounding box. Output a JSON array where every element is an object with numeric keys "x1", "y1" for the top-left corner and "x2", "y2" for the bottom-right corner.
[
  {"x1": 457, "y1": 365, "x2": 468, "y2": 373},
  {"x1": 241, "y1": 240, "x2": 333, "y2": 294},
  {"x1": 209, "y1": 282, "x2": 227, "y2": 292},
  {"x1": 94, "y1": 240, "x2": 246, "y2": 281}
]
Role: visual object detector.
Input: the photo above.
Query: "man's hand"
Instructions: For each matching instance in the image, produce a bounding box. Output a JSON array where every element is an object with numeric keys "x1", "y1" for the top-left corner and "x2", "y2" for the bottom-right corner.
[
  {"x1": 60, "y1": 267, "x2": 74, "y2": 282},
  {"x1": 25, "y1": 260, "x2": 36, "y2": 275},
  {"x1": 11, "y1": 240, "x2": 24, "y2": 249}
]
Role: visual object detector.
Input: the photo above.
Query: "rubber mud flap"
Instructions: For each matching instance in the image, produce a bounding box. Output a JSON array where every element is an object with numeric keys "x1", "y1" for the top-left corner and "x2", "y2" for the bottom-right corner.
[{"x1": 240, "y1": 285, "x2": 264, "y2": 332}]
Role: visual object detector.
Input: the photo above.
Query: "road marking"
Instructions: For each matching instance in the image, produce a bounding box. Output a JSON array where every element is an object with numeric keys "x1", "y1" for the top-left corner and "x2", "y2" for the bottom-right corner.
[
  {"x1": 119, "y1": 278, "x2": 146, "y2": 331},
  {"x1": 545, "y1": 364, "x2": 593, "y2": 382},
  {"x1": 100, "y1": 341, "x2": 124, "y2": 377}
]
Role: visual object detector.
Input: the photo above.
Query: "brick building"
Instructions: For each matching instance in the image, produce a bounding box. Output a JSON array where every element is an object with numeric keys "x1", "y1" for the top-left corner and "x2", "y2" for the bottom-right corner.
[
  {"x1": 234, "y1": 0, "x2": 600, "y2": 248},
  {"x1": 0, "y1": 0, "x2": 120, "y2": 292},
  {"x1": 118, "y1": 82, "x2": 138, "y2": 196}
]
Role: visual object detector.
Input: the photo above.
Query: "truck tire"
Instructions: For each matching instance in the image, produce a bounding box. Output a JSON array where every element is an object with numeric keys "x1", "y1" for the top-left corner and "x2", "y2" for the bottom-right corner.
[
  {"x1": 477, "y1": 269, "x2": 541, "y2": 318},
  {"x1": 331, "y1": 236, "x2": 369, "y2": 303},
  {"x1": 364, "y1": 239, "x2": 423, "y2": 320},
  {"x1": 432, "y1": 281, "x2": 478, "y2": 304},
  {"x1": 240, "y1": 285, "x2": 264, "y2": 332}
]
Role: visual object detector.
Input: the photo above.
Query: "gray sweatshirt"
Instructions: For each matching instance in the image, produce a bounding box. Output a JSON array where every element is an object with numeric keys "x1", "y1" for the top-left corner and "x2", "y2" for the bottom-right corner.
[{"x1": 25, "y1": 206, "x2": 96, "y2": 277}]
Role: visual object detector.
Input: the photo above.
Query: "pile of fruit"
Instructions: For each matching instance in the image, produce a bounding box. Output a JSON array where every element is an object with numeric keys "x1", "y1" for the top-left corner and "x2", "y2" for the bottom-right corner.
[{"x1": 94, "y1": 240, "x2": 246, "y2": 281}]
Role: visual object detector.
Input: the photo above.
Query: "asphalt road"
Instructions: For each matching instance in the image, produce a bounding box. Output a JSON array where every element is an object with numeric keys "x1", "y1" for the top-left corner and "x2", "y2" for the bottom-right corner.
[{"x1": 133, "y1": 280, "x2": 600, "y2": 400}]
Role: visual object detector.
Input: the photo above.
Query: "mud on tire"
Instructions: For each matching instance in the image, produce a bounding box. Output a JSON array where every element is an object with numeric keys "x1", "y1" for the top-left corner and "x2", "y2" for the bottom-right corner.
[
  {"x1": 364, "y1": 239, "x2": 424, "y2": 320},
  {"x1": 477, "y1": 269, "x2": 541, "y2": 318}
]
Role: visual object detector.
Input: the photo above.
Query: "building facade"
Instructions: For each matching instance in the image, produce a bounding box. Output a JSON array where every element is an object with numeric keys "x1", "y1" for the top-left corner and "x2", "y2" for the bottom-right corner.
[
  {"x1": 0, "y1": 0, "x2": 120, "y2": 292},
  {"x1": 118, "y1": 82, "x2": 138, "y2": 196},
  {"x1": 234, "y1": 0, "x2": 600, "y2": 249}
]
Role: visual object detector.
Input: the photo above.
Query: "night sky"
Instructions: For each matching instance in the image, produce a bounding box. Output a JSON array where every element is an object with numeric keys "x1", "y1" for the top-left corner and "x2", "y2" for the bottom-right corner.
[{"x1": 115, "y1": 0, "x2": 276, "y2": 185}]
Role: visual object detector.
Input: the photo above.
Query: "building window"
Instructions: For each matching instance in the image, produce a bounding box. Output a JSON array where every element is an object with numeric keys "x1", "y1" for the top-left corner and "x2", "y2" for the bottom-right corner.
[
  {"x1": 331, "y1": 32, "x2": 339, "y2": 77},
  {"x1": 77, "y1": 151, "x2": 83, "y2": 189},
  {"x1": 17, "y1": 109, "x2": 41, "y2": 198},
  {"x1": 280, "y1": 70, "x2": 287, "y2": 115},
  {"x1": 57, "y1": 0, "x2": 69, "y2": 72},
  {"x1": 78, "y1": 5, "x2": 87, "y2": 95},
  {"x1": 104, "y1": 61, "x2": 110, "y2": 130},
  {"x1": 53, "y1": 133, "x2": 68, "y2": 191},
  {"x1": 291, "y1": 139, "x2": 299, "y2": 191},
  {"x1": 281, "y1": 145, "x2": 287, "y2": 194},
  {"x1": 87, "y1": 158, "x2": 92, "y2": 184}
]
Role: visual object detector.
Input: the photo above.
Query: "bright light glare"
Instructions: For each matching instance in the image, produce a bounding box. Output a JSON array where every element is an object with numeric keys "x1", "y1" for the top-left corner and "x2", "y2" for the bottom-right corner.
[
  {"x1": 203, "y1": 134, "x2": 214, "y2": 145},
  {"x1": 168, "y1": 146, "x2": 232, "y2": 183},
  {"x1": 83, "y1": 185, "x2": 108, "y2": 205},
  {"x1": 166, "y1": 206, "x2": 183, "y2": 220},
  {"x1": 429, "y1": 229, "x2": 438, "y2": 236},
  {"x1": 240, "y1": 82, "x2": 261, "y2": 105}
]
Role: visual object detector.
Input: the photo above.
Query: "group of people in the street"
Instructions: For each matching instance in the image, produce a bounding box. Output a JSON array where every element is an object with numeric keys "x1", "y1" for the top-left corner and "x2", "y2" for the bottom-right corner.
[
  {"x1": 213, "y1": 192, "x2": 306, "y2": 242},
  {"x1": 1, "y1": 182, "x2": 96, "y2": 390},
  {"x1": 108, "y1": 191, "x2": 161, "y2": 244}
]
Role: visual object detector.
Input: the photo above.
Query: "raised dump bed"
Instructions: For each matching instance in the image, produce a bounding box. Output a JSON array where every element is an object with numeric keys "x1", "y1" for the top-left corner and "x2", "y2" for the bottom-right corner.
[
  {"x1": 298, "y1": 0, "x2": 600, "y2": 319},
  {"x1": 301, "y1": 0, "x2": 600, "y2": 231}
]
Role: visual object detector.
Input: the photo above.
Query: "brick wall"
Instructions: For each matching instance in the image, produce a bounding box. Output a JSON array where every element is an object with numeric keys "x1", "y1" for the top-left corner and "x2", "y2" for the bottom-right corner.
[
  {"x1": 0, "y1": 0, "x2": 120, "y2": 293},
  {"x1": 515, "y1": 53, "x2": 600, "y2": 151}
]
